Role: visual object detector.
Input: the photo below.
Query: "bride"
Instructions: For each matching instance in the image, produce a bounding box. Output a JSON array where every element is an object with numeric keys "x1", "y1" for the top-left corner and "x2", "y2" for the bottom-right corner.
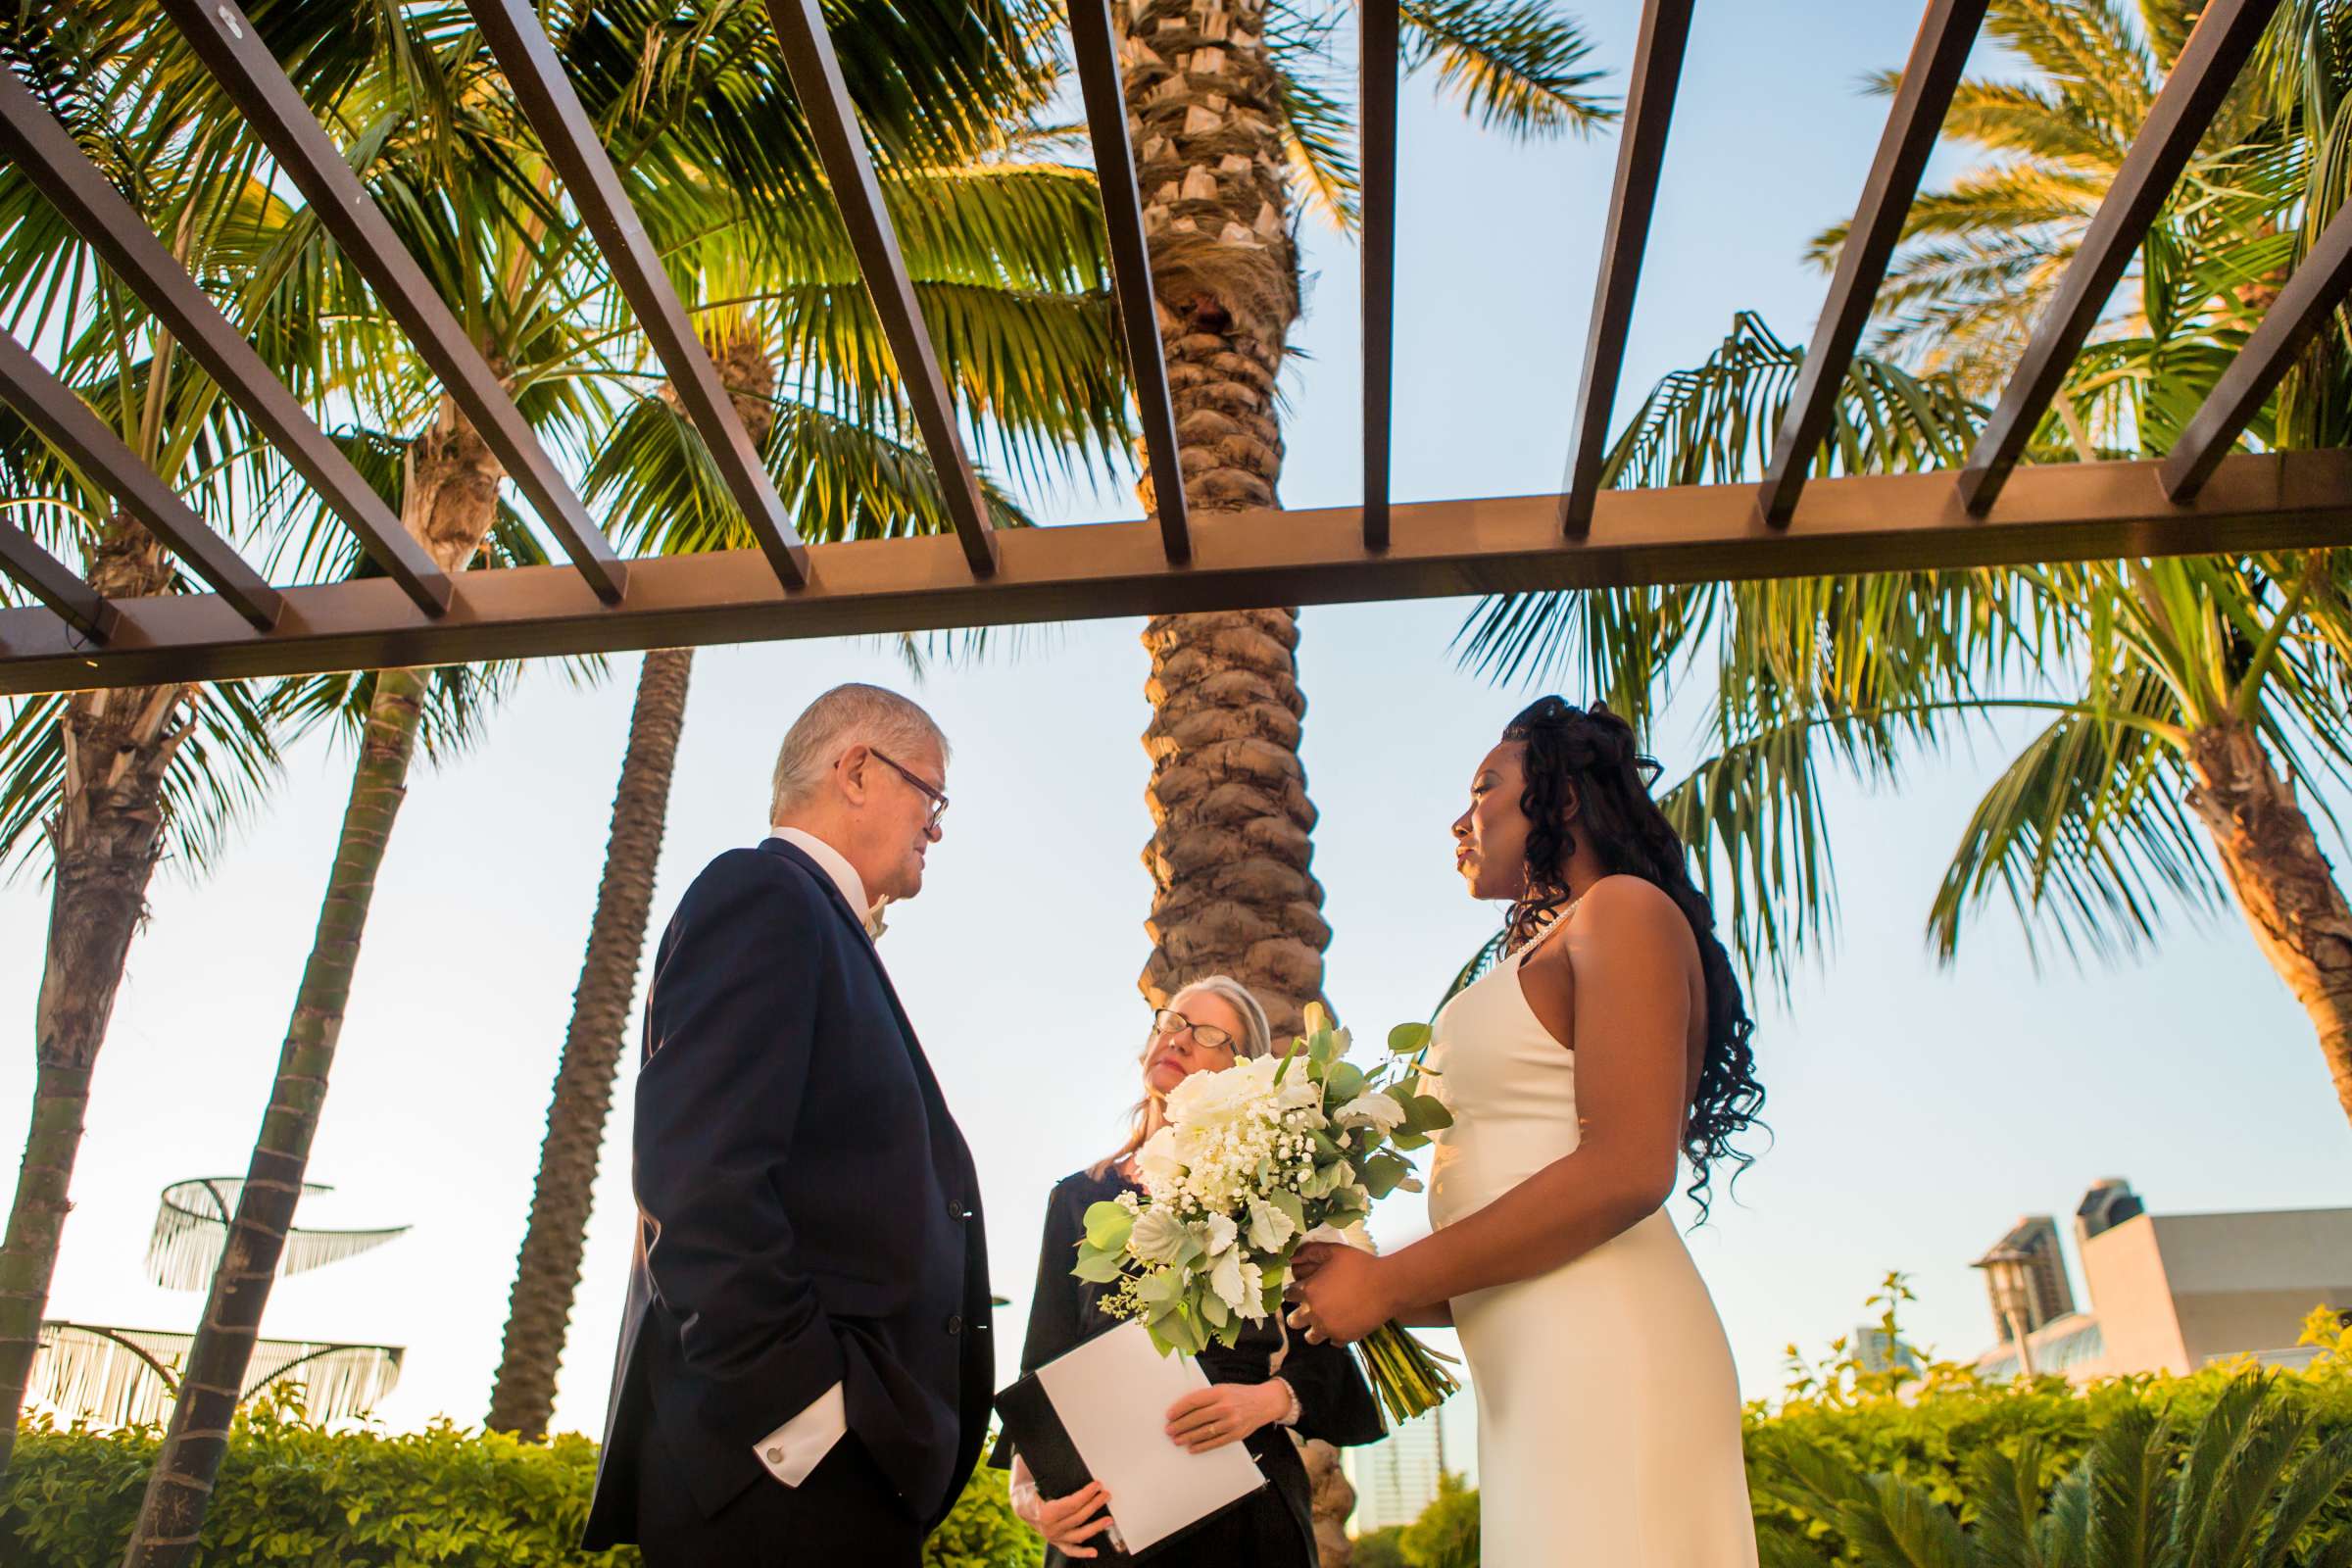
[{"x1": 1289, "y1": 696, "x2": 1764, "y2": 1565}]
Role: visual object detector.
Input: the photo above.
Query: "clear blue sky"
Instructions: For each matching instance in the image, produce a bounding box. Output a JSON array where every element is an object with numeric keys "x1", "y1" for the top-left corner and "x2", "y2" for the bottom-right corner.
[{"x1": 3, "y1": 0, "x2": 2344, "y2": 1451}]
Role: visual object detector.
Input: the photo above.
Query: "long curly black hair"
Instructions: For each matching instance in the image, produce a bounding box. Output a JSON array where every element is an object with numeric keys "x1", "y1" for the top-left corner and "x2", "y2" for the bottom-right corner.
[{"x1": 1500, "y1": 697, "x2": 1765, "y2": 1219}]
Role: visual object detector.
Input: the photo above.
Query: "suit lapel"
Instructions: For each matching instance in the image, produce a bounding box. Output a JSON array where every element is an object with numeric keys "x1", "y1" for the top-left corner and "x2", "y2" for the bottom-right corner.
[{"x1": 759, "y1": 840, "x2": 969, "y2": 1170}]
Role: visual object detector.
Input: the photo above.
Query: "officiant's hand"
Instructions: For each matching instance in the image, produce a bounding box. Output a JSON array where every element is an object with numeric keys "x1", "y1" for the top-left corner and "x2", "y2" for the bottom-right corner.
[
  {"x1": 1165, "y1": 1380, "x2": 1290, "y2": 1453},
  {"x1": 1286, "y1": 1242, "x2": 1392, "y2": 1344},
  {"x1": 1028, "y1": 1479, "x2": 1115, "y2": 1558}
]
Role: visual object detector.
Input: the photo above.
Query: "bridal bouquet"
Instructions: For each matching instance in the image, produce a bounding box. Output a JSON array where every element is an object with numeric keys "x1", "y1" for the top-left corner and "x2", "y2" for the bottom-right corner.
[{"x1": 1072, "y1": 1004, "x2": 1460, "y2": 1423}]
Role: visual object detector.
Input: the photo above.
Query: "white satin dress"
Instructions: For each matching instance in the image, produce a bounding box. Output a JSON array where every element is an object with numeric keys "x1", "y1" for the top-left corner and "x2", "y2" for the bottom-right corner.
[{"x1": 1423, "y1": 917, "x2": 1757, "y2": 1565}]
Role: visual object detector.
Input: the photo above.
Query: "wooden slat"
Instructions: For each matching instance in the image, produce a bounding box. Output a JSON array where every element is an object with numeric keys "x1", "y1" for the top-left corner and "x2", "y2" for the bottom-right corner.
[
  {"x1": 464, "y1": 0, "x2": 809, "y2": 588},
  {"x1": 1360, "y1": 0, "x2": 1400, "y2": 550},
  {"x1": 0, "y1": 519, "x2": 116, "y2": 644},
  {"x1": 2161, "y1": 198, "x2": 2352, "y2": 500},
  {"x1": 1957, "y1": 0, "x2": 2280, "y2": 514},
  {"x1": 1757, "y1": 0, "x2": 1986, "y2": 526},
  {"x1": 159, "y1": 0, "x2": 628, "y2": 602},
  {"x1": 760, "y1": 0, "x2": 1000, "y2": 576},
  {"x1": 0, "y1": 71, "x2": 453, "y2": 615},
  {"x1": 1067, "y1": 0, "x2": 1191, "y2": 564},
  {"x1": 1560, "y1": 0, "x2": 1695, "y2": 537},
  {"x1": 0, "y1": 330, "x2": 282, "y2": 630},
  {"x1": 7, "y1": 452, "x2": 2348, "y2": 694}
]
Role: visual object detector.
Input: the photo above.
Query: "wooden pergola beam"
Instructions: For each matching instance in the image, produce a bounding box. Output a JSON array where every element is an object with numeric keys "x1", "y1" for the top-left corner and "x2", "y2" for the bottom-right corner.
[
  {"x1": 158, "y1": 0, "x2": 628, "y2": 603},
  {"x1": 1958, "y1": 0, "x2": 2279, "y2": 513},
  {"x1": 760, "y1": 0, "x2": 1000, "y2": 577},
  {"x1": 6, "y1": 451, "x2": 2346, "y2": 694},
  {"x1": 1758, "y1": 0, "x2": 1986, "y2": 527},
  {"x1": 1066, "y1": 0, "x2": 1191, "y2": 564},
  {"x1": 0, "y1": 518, "x2": 117, "y2": 644},
  {"x1": 1360, "y1": 0, "x2": 1400, "y2": 550},
  {"x1": 2162, "y1": 196, "x2": 2352, "y2": 500},
  {"x1": 0, "y1": 330, "x2": 283, "y2": 630},
  {"x1": 463, "y1": 0, "x2": 809, "y2": 588},
  {"x1": 1560, "y1": 0, "x2": 1694, "y2": 538},
  {"x1": 0, "y1": 73, "x2": 455, "y2": 616}
]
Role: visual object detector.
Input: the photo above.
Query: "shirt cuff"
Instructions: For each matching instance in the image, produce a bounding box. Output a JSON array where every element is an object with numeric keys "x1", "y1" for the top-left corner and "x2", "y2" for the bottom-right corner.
[{"x1": 752, "y1": 1381, "x2": 847, "y2": 1487}]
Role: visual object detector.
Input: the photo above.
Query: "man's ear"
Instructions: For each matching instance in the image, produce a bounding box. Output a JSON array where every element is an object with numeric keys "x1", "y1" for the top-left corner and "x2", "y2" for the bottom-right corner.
[{"x1": 837, "y1": 744, "x2": 872, "y2": 804}]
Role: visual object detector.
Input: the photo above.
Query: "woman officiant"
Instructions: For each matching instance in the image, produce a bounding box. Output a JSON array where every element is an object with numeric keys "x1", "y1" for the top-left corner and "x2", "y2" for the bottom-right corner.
[{"x1": 997, "y1": 977, "x2": 1384, "y2": 1564}]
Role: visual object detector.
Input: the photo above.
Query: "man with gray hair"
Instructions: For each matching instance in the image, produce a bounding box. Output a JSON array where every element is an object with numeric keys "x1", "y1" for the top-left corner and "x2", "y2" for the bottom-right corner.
[{"x1": 585, "y1": 684, "x2": 992, "y2": 1566}]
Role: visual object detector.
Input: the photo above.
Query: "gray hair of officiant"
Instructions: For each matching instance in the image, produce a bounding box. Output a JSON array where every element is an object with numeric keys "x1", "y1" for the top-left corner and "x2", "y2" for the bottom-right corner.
[
  {"x1": 1089, "y1": 975, "x2": 1274, "y2": 1180},
  {"x1": 769, "y1": 683, "x2": 950, "y2": 819}
]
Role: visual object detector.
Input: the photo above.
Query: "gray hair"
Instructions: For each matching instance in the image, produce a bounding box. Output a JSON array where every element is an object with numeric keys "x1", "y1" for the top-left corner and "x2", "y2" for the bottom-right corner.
[
  {"x1": 1091, "y1": 976, "x2": 1279, "y2": 1179},
  {"x1": 769, "y1": 684, "x2": 949, "y2": 820}
]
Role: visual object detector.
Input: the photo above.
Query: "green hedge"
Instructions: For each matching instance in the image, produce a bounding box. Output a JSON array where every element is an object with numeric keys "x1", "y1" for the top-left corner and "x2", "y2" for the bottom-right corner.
[
  {"x1": 11, "y1": 1308, "x2": 2347, "y2": 1566},
  {"x1": 0, "y1": 1404, "x2": 1039, "y2": 1568}
]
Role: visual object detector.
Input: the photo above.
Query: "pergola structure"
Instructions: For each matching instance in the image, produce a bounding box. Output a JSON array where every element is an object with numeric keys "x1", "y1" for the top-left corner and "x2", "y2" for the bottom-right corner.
[{"x1": 0, "y1": 0, "x2": 2348, "y2": 696}]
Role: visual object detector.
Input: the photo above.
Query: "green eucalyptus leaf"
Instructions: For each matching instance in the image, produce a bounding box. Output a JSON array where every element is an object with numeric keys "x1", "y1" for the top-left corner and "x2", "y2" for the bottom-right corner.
[
  {"x1": 1325, "y1": 1061, "x2": 1368, "y2": 1103},
  {"x1": 1083, "y1": 1200, "x2": 1136, "y2": 1252},
  {"x1": 1071, "y1": 1247, "x2": 1127, "y2": 1284}
]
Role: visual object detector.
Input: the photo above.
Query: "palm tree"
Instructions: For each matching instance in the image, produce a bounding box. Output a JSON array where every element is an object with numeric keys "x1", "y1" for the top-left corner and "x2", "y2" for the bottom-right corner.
[
  {"x1": 1114, "y1": 4, "x2": 1610, "y2": 1547},
  {"x1": 1457, "y1": 2, "x2": 2352, "y2": 1125},
  {"x1": 1810, "y1": 0, "x2": 2277, "y2": 401},
  {"x1": 1122, "y1": 0, "x2": 1614, "y2": 1044},
  {"x1": 0, "y1": 14, "x2": 344, "y2": 1470}
]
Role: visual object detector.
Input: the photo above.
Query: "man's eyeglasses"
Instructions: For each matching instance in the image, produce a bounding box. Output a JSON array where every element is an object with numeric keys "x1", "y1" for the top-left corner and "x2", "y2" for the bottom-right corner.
[
  {"x1": 869, "y1": 748, "x2": 949, "y2": 830},
  {"x1": 1152, "y1": 1007, "x2": 1235, "y2": 1054}
]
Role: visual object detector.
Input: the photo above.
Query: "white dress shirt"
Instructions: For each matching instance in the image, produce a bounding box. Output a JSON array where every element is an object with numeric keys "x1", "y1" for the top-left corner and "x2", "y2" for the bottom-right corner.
[{"x1": 750, "y1": 825, "x2": 879, "y2": 1486}]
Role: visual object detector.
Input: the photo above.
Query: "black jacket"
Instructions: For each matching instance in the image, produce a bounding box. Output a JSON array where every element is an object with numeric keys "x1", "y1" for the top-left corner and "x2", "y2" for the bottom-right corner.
[
  {"x1": 994, "y1": 1167, "x2": 1385, "y2": 1567},
  {"x1": 583, "y1": 839, "x2": 993, "y2": 1547}
]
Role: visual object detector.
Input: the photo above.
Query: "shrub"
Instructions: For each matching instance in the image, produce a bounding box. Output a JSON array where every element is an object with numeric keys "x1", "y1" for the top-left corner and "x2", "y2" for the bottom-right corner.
[{"x1": 1, "y1": 1403, "x2": 1040, "y2": 1567}]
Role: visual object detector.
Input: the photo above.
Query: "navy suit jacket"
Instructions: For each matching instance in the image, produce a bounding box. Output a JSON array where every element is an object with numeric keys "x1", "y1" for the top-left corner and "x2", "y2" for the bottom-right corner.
[{"x1": 583, "y1": 839, "x2": 992, "y2": 1547}]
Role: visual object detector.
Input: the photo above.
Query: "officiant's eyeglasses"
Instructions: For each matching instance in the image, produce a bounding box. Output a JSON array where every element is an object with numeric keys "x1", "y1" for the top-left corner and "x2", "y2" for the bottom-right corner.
[
  {"x1": 869, "y1": 748, "x2": 950, "y2": 829},
  {"x1": 1152, "y1": 1008, "x2": 1235, "y2": 1054}
]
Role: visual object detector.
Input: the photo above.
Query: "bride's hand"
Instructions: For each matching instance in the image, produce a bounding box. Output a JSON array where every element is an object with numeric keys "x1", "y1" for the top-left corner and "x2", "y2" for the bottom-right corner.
[{"x1": 1285, "y1": 1243, "x2": 1393, "y2": 1345}]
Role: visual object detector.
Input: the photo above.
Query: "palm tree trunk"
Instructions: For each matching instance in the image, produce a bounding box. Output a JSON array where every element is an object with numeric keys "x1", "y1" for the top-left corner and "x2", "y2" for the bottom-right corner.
[
  {"x1": 121, "y1": 397, "x2": 497, "y2": 1566},
  {"x1": 483, "y1": 323, "x2": 771, "y2": 1440},
  {"x1": 1116, "y1": 4, "x2": 1344, "y2": 1556},
  {"x1": 2185, "y1": 718, "x2": 2352, "y2": 1125},
  {"x1": 1121, "y1": 0, "x2": 1331, "y2": 1047},
  {"x1": 0, "y1": 527, "x2": 187, "y2": 1474},
  {"x1": 484, "y1": 645, "x2": 693, "y2": 1439},
  {"x1": 119, "y1": 668, "x2": 424, "y2": 1565}
]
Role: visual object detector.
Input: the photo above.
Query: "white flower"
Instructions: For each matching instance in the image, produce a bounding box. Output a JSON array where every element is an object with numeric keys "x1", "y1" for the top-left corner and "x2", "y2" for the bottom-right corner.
[
  {"x1": 1135, "y1": 1126, "x2": 1183, "y2": 1198},
  {"x1": 1164, "y1": 1054, "x2": 1279, "y2": 1128},
  {"x1": 1129, "y1": 1206, "x2": 1191, "y2": 1264},
  {"x1": 1336, "y1": 1091, "x2": 1406, "y2": 1132},
  {"x1": 1302, "y1": 1220, "x2": 1377, "y2": 1254}
]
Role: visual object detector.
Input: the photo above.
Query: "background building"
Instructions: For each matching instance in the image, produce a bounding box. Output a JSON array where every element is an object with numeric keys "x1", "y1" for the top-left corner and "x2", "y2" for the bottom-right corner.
[
  {"x1": 1978, "y1": 1215, "x2": 2077, "y2": 1341},
  {"x1": 1974, "y1": 1179, "x2": 2352, "y2": 1383},
  {"x1": 1345, "y1": 1399, "x2": 1452, "y2": 1533}
]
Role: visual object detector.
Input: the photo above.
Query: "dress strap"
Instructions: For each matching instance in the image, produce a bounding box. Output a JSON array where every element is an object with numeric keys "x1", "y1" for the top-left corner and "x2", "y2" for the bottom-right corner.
[{"x1": 1513, "y1": 897, "x2": 1583, "y2": 962}]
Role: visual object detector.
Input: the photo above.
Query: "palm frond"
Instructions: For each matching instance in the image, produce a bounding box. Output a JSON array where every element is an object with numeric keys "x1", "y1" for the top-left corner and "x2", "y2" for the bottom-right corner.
[{"x1": 1396, "y1": 0, "x2": 1616, "y2": 139}]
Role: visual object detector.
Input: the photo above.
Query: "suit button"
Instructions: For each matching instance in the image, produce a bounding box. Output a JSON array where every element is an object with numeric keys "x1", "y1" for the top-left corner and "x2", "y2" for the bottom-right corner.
[
  {"x1": 946, "y1": 1314, "x2": 962, "y2": 1335},
  {"x1": 765, "y1": 1446, "x2": 785, "y2": 1465},
  {"x1": 947, "y1": 1197, "x2": 965, "y2": 1218}
]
